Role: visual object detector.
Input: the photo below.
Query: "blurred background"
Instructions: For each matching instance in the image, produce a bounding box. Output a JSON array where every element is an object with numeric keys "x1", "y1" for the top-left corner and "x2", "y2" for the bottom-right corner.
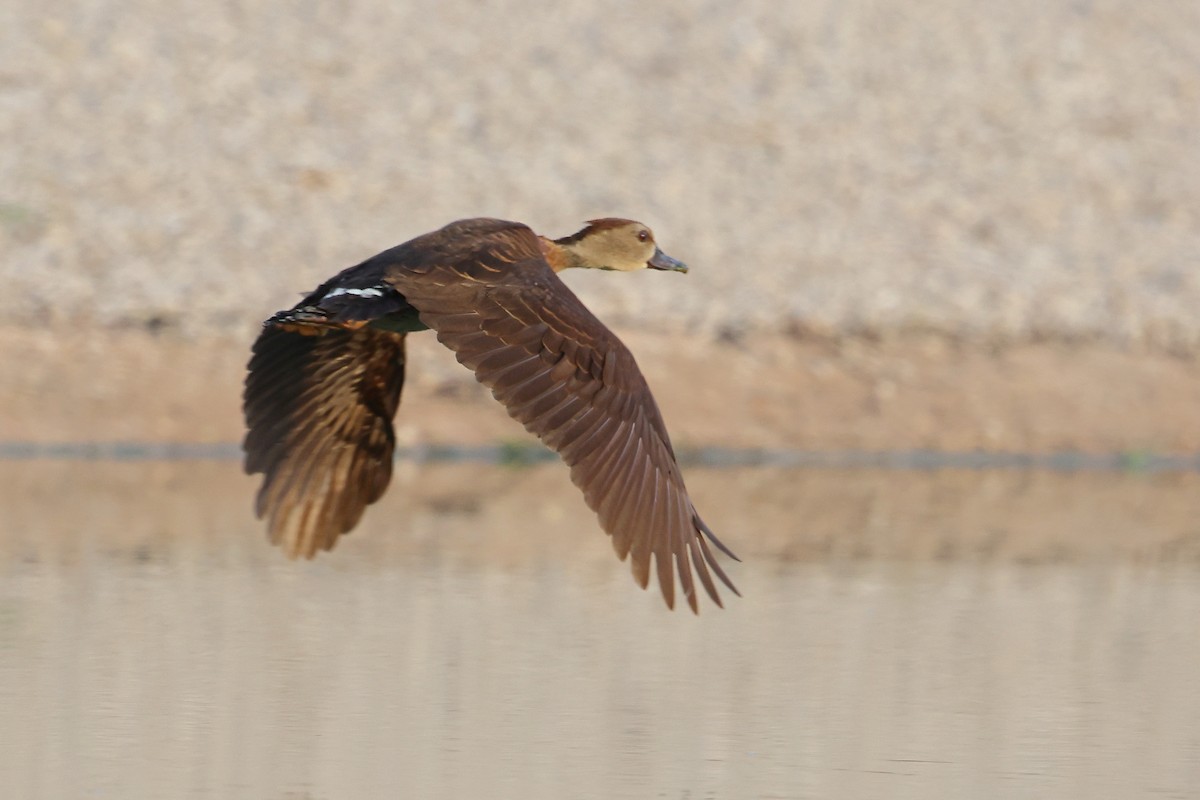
[{"x1": 3, "y1": 0, "x2": 1200, "y2": 797}]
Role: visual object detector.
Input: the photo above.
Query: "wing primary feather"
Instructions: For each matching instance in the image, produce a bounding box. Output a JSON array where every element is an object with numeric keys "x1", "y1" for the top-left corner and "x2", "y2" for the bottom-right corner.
[
  {"x1": 271, "y1": 436, "x2": 336, "y2": 554},
  {"x1": 688, "y1": 535, "x2": 724, "y2": 609},
  {"x1": 609, "y1": 456, "x2": 650, "y2": 561},
  {"x1": 595, "y1": 423, "x2": 640, "y2": 517},
  {"x1": 677, "y1": 526, "x2": 698, "y2": 614},
  {"x1": 316, "y1": 445, "x2": 355, "y2": 543},
  {"x1": 653, "y1": 498, "x2": 676, "y2": 611},
  {"x1": 696, "y1": 534, "x2": 741, "y2": 596},
  {"x1": 661, "y1": 486, "x2": 692, "y2": 607},
  {"x1": 583, "y1": 421, "x2": 636, "y2": 516},
  {"x1": 694, "y1": 514, "x2": 741, "y2": 562},
  {"x1": 607, "y1": 437, "x2": 648, "y2": 545},
  {"x1": 624, "y1": 457, "x2": 668, "y2": 586},
  {"x1": 568, "y1": 419, "x2": 625, "y2": 511}
]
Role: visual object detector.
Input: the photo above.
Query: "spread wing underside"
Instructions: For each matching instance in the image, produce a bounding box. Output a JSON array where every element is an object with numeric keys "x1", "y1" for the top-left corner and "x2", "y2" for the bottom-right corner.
[{"x1": 243, "y1": 323, "x2": 406, "y2": 557}]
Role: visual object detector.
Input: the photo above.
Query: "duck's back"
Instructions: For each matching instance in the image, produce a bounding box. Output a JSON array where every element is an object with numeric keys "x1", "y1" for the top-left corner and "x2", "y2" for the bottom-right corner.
[
  {"x1": 287, "y1": 218, "x2": 537, "y2": 312},
  {"x1": 370, "y1": 218, "x2": 542, "y2": 279}
]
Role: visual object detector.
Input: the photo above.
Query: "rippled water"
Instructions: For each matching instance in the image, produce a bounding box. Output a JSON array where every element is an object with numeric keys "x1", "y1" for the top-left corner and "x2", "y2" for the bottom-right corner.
[{"x1": 2, "y1": 462, "x2": 1199, "y2": 798}]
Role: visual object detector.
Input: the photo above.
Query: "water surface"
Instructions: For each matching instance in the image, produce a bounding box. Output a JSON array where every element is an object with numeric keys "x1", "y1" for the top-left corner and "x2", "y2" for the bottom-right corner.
[{"x1": 2, "y1": 462, "x2": 1198, "y2": 798}]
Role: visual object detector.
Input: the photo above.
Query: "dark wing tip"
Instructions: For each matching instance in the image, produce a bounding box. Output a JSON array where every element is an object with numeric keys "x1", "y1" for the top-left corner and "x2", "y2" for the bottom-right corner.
[{"x1": 695, "y1": 515, "x2": 741, "y2": 563}]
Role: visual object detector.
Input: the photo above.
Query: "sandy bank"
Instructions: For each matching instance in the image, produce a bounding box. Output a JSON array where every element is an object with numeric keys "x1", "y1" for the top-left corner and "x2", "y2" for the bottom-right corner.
[{"x1": 5, "y1": 326, "x2": 1200, "y2": 455}]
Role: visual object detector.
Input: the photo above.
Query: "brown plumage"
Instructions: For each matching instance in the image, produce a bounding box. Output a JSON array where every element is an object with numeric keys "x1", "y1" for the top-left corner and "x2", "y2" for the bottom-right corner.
[{"x1": 242, "y1": 217, "x2": 739, "y2": 612}]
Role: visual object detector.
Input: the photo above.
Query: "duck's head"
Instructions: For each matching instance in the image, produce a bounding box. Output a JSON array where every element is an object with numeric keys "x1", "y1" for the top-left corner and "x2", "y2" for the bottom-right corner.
[{"x1": 551, "y1": 219, "x2": 687, "y2": 273}]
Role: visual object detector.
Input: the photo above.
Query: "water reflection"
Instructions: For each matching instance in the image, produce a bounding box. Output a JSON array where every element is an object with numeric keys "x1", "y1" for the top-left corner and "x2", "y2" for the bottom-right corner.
[{"x1": 2, "y1": 462, "x2": 1199, "y2": 798}]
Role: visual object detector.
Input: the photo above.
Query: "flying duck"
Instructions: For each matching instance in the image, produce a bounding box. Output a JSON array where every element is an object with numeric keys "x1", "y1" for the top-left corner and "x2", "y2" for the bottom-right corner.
[{"x1": 242, "y1": 218, "x2": 738, "y2": 611}]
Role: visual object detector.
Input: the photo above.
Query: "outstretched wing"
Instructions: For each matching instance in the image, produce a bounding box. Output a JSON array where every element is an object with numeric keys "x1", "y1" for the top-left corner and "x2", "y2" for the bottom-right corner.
[
  {"x1": 390, "y1": 240, "x2": 739, "y2": 612},
  {"x1": 243, "y1": 322, "x2": 406, "y2": 557}
]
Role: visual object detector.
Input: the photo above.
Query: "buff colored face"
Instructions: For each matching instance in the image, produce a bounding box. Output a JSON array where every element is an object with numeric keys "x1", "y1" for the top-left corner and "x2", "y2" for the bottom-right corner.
[{"x1": 572, "y1": 223, "x2": 688, "y2": 273}]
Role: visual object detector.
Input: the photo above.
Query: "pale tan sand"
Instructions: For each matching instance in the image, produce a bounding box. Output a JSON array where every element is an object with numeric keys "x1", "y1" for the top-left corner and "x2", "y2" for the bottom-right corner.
[{"x1": 6, "y1": 326, "x2": 1200, "y2": 454}]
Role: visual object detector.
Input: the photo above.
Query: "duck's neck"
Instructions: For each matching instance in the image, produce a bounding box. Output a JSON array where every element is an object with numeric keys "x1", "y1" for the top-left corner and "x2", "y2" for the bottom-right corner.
[{"x1": 538, "y1": 236, "x2": 587, "y2": 272}]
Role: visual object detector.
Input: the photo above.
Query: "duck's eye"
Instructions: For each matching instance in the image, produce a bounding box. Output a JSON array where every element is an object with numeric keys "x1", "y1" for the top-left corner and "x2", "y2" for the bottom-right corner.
[{"x1": 637, "y1": 230, "x2": 650, "y2": 243}]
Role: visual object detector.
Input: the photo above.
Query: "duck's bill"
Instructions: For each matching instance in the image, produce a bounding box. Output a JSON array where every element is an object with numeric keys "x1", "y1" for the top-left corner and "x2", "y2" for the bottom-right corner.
[{"x1": 648, "y1": 249, "x2": 688, "y2": 273}]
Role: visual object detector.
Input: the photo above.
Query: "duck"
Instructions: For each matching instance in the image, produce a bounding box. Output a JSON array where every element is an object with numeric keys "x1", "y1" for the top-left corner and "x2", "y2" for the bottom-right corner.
[{"x1": 242, "y1": 217, "x2": 738, "y2": 612}]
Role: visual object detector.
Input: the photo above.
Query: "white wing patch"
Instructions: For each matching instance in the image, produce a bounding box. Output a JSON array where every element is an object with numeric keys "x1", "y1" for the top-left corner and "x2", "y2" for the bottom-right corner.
[{"x1": 322, "y1": 286, "x2": 386, "y2": 301}]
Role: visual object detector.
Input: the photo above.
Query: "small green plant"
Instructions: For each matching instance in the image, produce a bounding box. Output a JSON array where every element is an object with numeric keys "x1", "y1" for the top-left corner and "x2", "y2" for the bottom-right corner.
[
  {"x1": 497, "y1": 440, "x2": 551, "y2": 469},
  {"x1": 1118, "y1": 450, "x2": 1153, "y2": 473}
]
